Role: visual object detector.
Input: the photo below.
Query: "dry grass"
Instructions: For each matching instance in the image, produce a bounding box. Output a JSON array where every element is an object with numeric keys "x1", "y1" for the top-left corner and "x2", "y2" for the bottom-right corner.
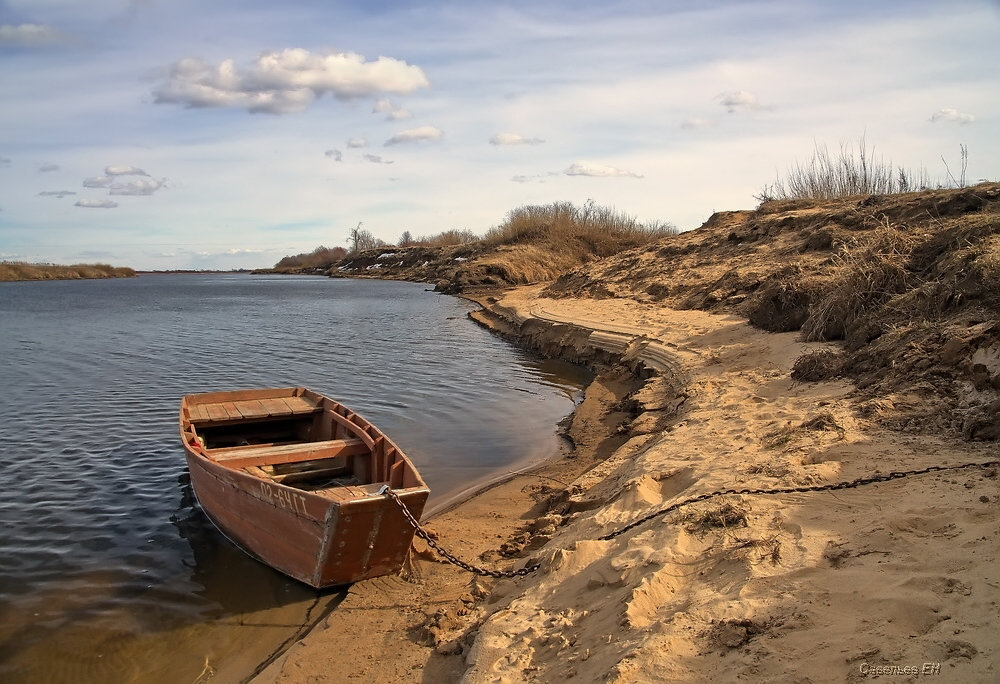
[
  {"x1": 758, "y1": 137, "x2": 937, "y2": 201},
  {"x1": 482, "y1": 201, "x2": 676, "y2": 257},
  {"x1": 274, "y1": 245, "x2": 348, "y2": 270},
  {"x1": 406, "y1": 229, "x2": 479, "y2": 247},
  {"x1": 801, "y1": 219, "x2": 921, "y2": 342},
  {"x1": 0, "y1": 261, "x2": 136, "y2": 281},
  {"x1": 683, "y1": 501, "x2": 750, "y2": 534},
  {"x1": 473, "y1": 244, "x2": 586, "y2": 285}
]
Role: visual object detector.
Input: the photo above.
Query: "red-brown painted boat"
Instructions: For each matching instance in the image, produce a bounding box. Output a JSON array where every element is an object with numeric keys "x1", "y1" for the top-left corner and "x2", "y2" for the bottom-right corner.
[{"x1": 179, "y1": 387, "x2": 429, "y2": 588}]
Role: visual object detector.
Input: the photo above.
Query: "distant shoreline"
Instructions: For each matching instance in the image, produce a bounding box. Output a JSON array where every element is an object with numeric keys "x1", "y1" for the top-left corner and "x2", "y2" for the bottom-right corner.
[{"x1": 0, "y1": 262, "x2": 137, "y2": 282}]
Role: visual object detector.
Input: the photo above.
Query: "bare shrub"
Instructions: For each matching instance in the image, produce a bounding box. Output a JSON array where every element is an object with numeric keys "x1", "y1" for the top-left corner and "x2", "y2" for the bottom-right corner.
[{"x1": 349, "y1": 223, "x2": 385, "y2": 254}]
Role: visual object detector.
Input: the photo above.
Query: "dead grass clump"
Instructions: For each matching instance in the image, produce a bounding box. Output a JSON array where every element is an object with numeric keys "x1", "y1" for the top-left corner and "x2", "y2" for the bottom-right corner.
[
  {"x1": 800, "y1": 411, "x2": 843, "y2": 432},
  {"x1": 743, "y1": 272, "x2": 813, "y2": 332},
  {"x1": 761, "y1": 423, "x2": 796, "y2": 450},
  {"x1": 801, "y1": 220, "x2": 921, "y2": 342},
  {"x1": 745, "y1": 462, "x2": 790, "y2": 478},
  {"x1": 704, "y1": 618, "x2": 773, "y2": 650},
  {"x1": 683, "y1": 501, "x2": 749, "y2": 534},
  {"x1": 791, "y1": 350, "x2": 843, "y2": 381},
  {"x1": 729, "y1": 535, "x2": 783, "y2": 565}
]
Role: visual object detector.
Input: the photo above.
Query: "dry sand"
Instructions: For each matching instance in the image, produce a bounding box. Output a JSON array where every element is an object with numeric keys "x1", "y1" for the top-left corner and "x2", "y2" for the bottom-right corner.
[{"x1": 255, "y1": 284, "x2": 998, "y2": 683}]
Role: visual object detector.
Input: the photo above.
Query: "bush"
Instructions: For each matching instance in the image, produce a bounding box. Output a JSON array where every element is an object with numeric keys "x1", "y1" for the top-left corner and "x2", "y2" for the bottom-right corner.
[
  {"x1": 409, "y1": 228, "x2": 479, "y2": 247},
  {"x1": 274, "y1": 245, "x2": 348, "y2": 269},
  {"x1": 482, "y1": 201, "x2": 676, "y2": 257}
]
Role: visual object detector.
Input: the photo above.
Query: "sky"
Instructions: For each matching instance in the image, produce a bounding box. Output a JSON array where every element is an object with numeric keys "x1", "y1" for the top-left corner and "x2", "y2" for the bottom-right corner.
[{"x1": 1, "y1": 0, "x2": 998, "y2": 271}]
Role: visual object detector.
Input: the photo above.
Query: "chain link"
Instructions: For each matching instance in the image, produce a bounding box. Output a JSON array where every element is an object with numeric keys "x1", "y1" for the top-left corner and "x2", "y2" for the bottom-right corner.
[
  {"x1": 598, "y1": 459, "x2": 1000, "y2": 541},
  {"x1": 384, "y1": 488, "x2": 540, "y2": 578},
  {"x1": 384, "y1": 459, "x2": 999, "y2": 577}
]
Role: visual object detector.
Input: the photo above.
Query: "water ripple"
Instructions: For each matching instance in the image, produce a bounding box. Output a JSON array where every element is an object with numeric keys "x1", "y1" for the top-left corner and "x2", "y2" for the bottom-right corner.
[{"x1": 0, "y1": 274, "x2": 589, "y2": 683}]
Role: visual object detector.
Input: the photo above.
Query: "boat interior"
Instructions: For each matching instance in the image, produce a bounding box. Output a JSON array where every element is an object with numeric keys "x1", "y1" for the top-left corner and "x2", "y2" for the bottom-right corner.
[{"x1": 182, "y1": 389, "x2": 423, "y2": 494}]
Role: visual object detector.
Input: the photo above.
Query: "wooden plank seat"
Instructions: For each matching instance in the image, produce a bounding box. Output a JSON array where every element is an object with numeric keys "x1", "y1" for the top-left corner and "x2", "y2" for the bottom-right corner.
[
  {"x1": 209, "y1": 438, "x2": 369, "y2": 469},
  {"x1": 245, "y1": 465, "x2": 361, "y2": 486},
  {"x1": 187, "y1": 396, "x2": 320, "y2": 425}
]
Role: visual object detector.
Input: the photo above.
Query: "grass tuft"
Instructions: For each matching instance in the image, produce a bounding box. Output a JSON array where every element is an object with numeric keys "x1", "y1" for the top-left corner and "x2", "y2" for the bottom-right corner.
[{"x1": 757, "y1": 136, "x2": 942, "y2": 202}]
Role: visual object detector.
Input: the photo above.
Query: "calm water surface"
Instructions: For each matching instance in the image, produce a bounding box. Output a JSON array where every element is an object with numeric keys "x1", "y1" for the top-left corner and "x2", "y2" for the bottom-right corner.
[{"x1": 0, "y1": 274, "x2": 588, "y2": 683}]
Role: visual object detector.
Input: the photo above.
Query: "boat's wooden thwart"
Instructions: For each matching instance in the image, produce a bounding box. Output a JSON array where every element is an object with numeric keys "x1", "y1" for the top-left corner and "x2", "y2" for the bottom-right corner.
[{"x1": 179, "y1": 387, "x2": 429, "y2": 588}]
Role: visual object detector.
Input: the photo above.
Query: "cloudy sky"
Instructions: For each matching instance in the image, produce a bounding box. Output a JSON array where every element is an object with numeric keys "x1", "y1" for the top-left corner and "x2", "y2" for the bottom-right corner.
[{"x1": 1, "y1": 0, "x2": 997, "y2": 270}]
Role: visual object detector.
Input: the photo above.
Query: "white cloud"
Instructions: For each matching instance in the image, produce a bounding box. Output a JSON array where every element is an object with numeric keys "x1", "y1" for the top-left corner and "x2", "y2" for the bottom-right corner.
[
  {"x1": 680, "y1": 117, "x2": 714, "y2": 129},
  {"x1": 0, "y1": 23, "x2": 60, "y2": 47},
  {"x1": 929, "y1": 107, "x2": 975, "y2": 125},
  {"x1": 153, "y1": 49, "x2": 430, "y2": 115},
  {"x1": 38, "y1": 190, "x2": 76, "y2": 198},
  {"x1": 39, "y1": 163, "x2": 60, "y2": 172},
  {"x1": 75, "y1": 199, "x2": 118, "y2": 208},
  {"x1": 105, "y1": 165, "x2": 148, "y2": 176},
  {"x1": 490, "y1": 133, "x2": 545, "y2": 146},
  {"x1": 385, "y1": 125, "x2": 443, "y2": 146},
  {"x1": 347, "y1": 138, "x2": 367, "y2": 148},
  {"x1": 511, "y1": 171, "x2": 558, "y2": 183},
  {"x1": 564, "y1": 161, "x2": 643, "y2": 178},
  {"x1": 325, "y1": 148, "x2": 343, "y2": 161},
  {"x1": 716, "y1": 89, "x2": 760, "y2": 113},
  {"x1": 109, "y1": 178, "x2": 163, "y2": 196},
  {"x1": 373, "y1": 97, "x2": 414, "y2": 120},
  {"x1": 83, "y1": 176, "x2": 113, "y2": 188},
  {"x1": 363, "y1": 153, "x2": 394, "y2": 164}
]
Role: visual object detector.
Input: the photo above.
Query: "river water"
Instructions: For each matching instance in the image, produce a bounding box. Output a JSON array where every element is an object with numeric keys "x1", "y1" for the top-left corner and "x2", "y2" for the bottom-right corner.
[{"x1": 0, "y1": 274, "x2": 588, "y2": 683}]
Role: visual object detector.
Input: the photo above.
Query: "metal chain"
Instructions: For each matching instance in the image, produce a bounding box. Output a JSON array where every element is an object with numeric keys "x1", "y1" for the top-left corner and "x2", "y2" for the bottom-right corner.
[
  {"x1": 384, "y1": 487, "x2": 540, "y2": 578},
  {"x1": 599, "y1": 459, "x2": 1000, "y2": 541},
  {"x1": 384, "y1": 459, "x2": 999, "y2": 577}
]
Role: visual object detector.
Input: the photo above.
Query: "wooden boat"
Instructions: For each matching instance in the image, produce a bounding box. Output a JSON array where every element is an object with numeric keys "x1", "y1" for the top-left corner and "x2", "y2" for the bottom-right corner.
[{"x1": 179, "y1": 387, "x2": 429, "y2": 588}]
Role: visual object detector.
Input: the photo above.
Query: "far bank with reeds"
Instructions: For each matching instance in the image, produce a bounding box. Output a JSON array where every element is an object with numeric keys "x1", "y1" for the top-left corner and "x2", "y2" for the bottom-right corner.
[
  {"x1": 0, "y1": 262, "x2": 137, "y2": 282},
  {"x1": 257, "y1": 201, "x2": 677, "y2": 291}
]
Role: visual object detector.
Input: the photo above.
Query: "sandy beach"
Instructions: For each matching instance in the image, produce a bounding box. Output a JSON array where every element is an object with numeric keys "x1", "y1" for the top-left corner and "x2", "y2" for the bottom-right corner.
[{"x1": 255, "y1": 282, "x2": 998, "y2": 683}]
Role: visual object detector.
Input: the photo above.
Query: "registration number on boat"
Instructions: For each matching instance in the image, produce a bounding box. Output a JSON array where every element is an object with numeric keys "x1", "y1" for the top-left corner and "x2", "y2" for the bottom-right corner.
[{"x1": 259, "y1": 482, "x2": 308, "y2": 515}]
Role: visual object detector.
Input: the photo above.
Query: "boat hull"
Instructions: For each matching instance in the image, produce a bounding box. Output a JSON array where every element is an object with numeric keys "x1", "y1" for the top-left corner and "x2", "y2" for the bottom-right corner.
[{"x1": 180, "y1": 387, "x2": 429, "y2": 588}]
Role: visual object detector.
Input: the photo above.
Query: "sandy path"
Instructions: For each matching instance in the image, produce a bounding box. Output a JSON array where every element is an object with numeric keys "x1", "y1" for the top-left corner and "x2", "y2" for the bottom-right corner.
[{"x1": 258, "y1": 285, "x2": 998, "y2": 683}]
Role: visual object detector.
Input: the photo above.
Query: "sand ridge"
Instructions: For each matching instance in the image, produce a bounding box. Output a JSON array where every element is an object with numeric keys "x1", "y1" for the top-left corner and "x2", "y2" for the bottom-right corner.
[{"x1": 258, "y1": 284, "x2": 997, "y2": 683}]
